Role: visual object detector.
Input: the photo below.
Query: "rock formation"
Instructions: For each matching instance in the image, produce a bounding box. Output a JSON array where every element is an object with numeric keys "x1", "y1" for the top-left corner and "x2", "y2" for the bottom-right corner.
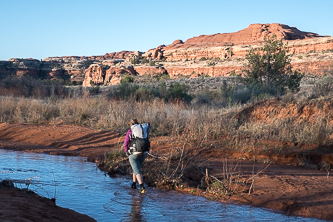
[
  {"x1": 82, "y1": 64, "x2": 105, "y2": 86},
  {"x1": 183, "y1": 23, "x2": 322, "y2": 46},
  {"x1": 0, "y1": 23, "x2": 332, "y2": 85}
]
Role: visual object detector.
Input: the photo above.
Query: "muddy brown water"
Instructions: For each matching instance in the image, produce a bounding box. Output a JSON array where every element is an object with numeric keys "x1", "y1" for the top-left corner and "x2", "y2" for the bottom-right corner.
[{"x1": 0, "y1": 149, "x2": 325, "y2": 222}]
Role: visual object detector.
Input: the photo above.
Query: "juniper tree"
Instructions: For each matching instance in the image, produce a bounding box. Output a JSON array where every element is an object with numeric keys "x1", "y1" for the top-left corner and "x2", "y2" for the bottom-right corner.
[{"x1": 243, "y1": 35, "x2": 303, "y2": 92}]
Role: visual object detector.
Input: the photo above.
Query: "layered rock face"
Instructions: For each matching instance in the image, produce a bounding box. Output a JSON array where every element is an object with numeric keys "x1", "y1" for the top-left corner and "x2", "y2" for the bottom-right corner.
[
  {"x1": 183, "y1": 23, "x2": 322, "y2": 46},
  {"x1": 142, "y1": 23, "x2": 332, "y2": 77},
  {"x1": 1, "y1": 23, "x2": 332, "y2": 86},
  {"x1": 82, "y1": 64, "x2": 136, "y2": 87},
  {"x1": 0, "y1": 59, "x2": 41, "y2": 79}
]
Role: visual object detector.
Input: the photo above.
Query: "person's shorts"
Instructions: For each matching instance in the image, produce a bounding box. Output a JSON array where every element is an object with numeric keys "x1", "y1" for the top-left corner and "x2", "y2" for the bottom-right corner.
[{"x1": 129, "y1": 154, "x2": 146, "y2": 176}]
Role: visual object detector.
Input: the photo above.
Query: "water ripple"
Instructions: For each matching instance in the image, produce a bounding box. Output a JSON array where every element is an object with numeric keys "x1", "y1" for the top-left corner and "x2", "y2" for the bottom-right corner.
[{"x1": 0, "y1": 149, "x2": 325, "y2": 222}]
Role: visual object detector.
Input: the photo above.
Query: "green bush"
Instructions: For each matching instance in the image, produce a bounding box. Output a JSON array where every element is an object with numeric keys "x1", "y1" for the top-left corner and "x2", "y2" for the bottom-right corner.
[
  {"x1": 0, "y1": 76, "x2": 67, "y2": 98},
  {"x1": 243, "y1": 35, "x2": 304, "y2": 92},
  {"x1": 192, "y1": 80, "x2": 281, "y2": 107},
  {"x1": 207, "y1": 61, "x2": 216, "y2": 67},
  {"x1": 168, "y1": 82, "x2": 192, "y2": 102},
  {"x1": 82, "y1": 60, "x2": 94, "y2": 68},
  {"x1": 199, "y1": 57, "x2": 207, "y2": 61},
  {"x1": 141, "y1": 57, "x2": 149, "y2": 64},
  {"x1": 130, "y1": 57, "x2": 140, "y2": 65},
  {"x1": 108, "y1": 81, "x2": 192, "y2": 103},
  {"x1": 88, "y1": 86, "x2": 100, "y2": 95},
  {"x1": 120, "y1": 75, "x2": 134, "y2": 84},
  {"x1": 154, "y1": 73, "x2": 170, "y2": 81}
]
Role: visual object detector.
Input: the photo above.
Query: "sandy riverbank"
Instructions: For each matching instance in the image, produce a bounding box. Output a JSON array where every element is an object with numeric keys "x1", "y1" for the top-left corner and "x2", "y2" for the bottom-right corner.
[{"x1": 0, "y1": 122, "x2": 332, "y2": 221}]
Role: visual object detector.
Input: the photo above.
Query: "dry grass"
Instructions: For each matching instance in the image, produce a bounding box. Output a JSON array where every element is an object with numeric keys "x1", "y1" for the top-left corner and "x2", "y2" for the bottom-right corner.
[
  {"x1": 1, "y1": 79, "x2": 333, "y2": 196},
  {"x1": 0, "y1": 76, "x2": 332, "y2": 154},
  {"x1": 0, "y1": 95, "x2": 240, "y2": 138}
]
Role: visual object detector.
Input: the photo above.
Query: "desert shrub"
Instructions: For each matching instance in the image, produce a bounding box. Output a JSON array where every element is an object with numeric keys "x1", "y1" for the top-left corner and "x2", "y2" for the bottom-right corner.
[
  {"x1": 0, "y1": 76, "x2": 67, "y2": 98},
  {"x1": 194, "y1": 90, "x2": 220, "y2": 105},
  {"x1": 243, "y1": 35, "x2": 304, "y2": 92},
  {"x1": 112, "y1": 82, "x2": 137, "y2": 99},
  {"x1": 154, "y1": 73, "x2": 170, "y2": 81},
  {"x1": 120, "y1": 75, "x2": 134, "y2": 84},
  {"x1": 218, "y1": 81, "x2": 278, "y2": 106},
  {"x1": 1, "y1": 90, "x2": 332, "y2": 146},
  {"x1": 141, "y1": 57, "x2": 149, "y2": 64},
  {"x1": 207, "y1": 61, "x2": 216, "y2": 67},
  {"x1": 132, "y1": 86, "x2": 159, "y2": 102},
  {"x1": 230, "y1": 71, "x2": 237, "y2": 76},
  {"x1": 107, "y1": 81, "x2": 192, "y2": 103},
  {"x1": 199, "y1": 57, "x2": 207, "y2": 61},
  {"x1": 149, "y1": 61, "x2": 156, "y2": 66},
  {"x1": 88, "y1": 86, "x2": 100, "y2": 95},
  {"x1": 239, "y1": 115, "x2": 333, "y2": 145},
  {"x1": 82, "y1": 60, "x2": 94, "y2": 68},
  {"x1": 108, "y1": 82, "x2": 157, "y2": 101},
  {"x1": 167, "y1": 82, "x2": 192, "y2": 103},
  {"x1": 130, "y1": 57, "x2": 140, "y2": 65}
]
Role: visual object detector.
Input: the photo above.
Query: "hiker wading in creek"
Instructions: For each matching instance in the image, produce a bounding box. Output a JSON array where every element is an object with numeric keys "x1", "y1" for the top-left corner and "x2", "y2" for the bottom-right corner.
[{"x1": 124, "y1": 119, "x2": 150, "y2": 193}]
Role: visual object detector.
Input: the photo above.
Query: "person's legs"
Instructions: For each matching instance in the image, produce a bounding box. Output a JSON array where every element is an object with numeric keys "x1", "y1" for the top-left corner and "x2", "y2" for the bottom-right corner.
[
  {"x1": 137, "y1": 155, "x2": 146, "y2": 193},
  {"x1": 131, "y1": 173, "x2": 137, "y2": 189},
  {"x1": 129, "y1": 154, "x2": 146, "y2": 192},
  {"x1": 136, "y1": 174, "x2": 143, "y2": 184},
  {"x1": 129, "y1": 155, "x2": 139, "y2": 189}
]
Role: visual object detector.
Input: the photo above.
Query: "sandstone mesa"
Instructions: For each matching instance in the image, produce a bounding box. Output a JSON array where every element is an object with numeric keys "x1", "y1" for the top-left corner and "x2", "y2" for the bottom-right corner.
[{"x1": 0, "y1": 23, "x2": 332, "y2": 86}]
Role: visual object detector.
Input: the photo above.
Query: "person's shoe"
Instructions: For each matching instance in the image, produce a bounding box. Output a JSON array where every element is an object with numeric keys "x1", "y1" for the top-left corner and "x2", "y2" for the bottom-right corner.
[
  {"x1": 131, "y1": 182, "x2": 137, "y2": 189},
  {"x1": 140, "y1": 187, "x2": 146, "y2": 193}
]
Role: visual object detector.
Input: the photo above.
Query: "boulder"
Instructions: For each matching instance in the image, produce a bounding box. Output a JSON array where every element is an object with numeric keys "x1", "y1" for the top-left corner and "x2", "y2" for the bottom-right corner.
[{"x1": 172, "y1": 40, "x2": 184, "y2": 44}]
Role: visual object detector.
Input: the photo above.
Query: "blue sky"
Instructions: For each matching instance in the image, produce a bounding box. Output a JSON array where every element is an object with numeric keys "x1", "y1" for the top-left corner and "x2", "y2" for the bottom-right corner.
[{"x1": 1, "y1": 0, "x2": 332, "y2": 60}]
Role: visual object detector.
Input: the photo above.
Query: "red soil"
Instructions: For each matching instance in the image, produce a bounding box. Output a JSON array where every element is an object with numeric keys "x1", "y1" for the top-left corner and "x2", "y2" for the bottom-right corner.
[
  {"x1": 0, "y1": 187, "x2": 95, "y2": 222},
  {"x1": 0, "y1": 122, "x2": 332, "y2": 221}
]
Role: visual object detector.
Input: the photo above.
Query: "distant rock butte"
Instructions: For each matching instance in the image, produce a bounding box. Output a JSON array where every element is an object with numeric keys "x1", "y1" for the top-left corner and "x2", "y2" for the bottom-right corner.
[
  {"x1": 0, "y1": 23, "x2": 332, "y2": 86},
  {"x1": 185, "y1": 23, "x2": 322, "y2": 44}
]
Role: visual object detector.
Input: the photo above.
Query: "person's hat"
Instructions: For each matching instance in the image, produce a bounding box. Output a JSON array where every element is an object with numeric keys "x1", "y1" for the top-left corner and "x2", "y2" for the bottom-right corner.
[{"x1": 129, "y1": 119, "x2": 139, "y2": 125}]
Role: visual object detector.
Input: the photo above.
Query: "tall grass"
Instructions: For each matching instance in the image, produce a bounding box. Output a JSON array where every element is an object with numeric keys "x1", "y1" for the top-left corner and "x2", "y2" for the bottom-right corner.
[
  {"x1": 0, "y1": 76, "x2": 332, "y2": 147},
  {"x1": 0, "y1": 95, "x2": 238, "y2": 138}
]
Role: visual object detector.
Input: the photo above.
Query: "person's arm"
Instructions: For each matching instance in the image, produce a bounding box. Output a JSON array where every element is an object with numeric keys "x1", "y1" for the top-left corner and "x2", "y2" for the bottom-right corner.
[{"x1": 124, "y1": 129, "x2": 132, "y2": 152}]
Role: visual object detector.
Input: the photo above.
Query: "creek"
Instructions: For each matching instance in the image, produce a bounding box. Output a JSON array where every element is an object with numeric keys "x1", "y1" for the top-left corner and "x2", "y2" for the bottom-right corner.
[{"x1": 0, "y1": 149, "x2": 324, "y2": 222}]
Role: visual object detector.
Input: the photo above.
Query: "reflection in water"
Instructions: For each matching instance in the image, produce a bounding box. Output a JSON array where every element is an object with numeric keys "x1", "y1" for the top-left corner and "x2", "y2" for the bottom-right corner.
[
  {"x1": 0, "y1": 149, "x2": 326, "y2": 222},
  {"x1": 128, "y1": 192, "x2": 144, "y2": 222}
]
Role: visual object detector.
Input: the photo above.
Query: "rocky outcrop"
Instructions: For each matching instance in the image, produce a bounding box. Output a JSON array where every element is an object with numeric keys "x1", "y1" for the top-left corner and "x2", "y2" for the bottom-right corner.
[
  {"x1": 0, "y1": 59, "x2": 41, "y2": 79},
  {"x1": 134, "y1": 66, "x2": 167, "y2": 76},
  {"x1": 44, "y1": 51, "x2": 133, "y2": 62},
  {"x1": 177, "y1": 23, "x2": 323, "y2": 46},
  {"x1": 83, "y1": 65, "x2": 136, "y2": 86},
  {"x1": 1, "y1": 23, "x2": 332, "y2": 86},
  {"x1": 149, "y1": 23, "x2": 330, "y2": 62},
  {"x1": 172, "y1": 40, "x2": 184, "y2": 44},
  {"x1": 142, "y1": 47, "x2": 164, "y2": 60},
  {"x1": 104, "y1": 66, "x2": 136, "y2": 86},
  {"x1": 82, "y1": 64, "x2": 105, "y2": 86}
]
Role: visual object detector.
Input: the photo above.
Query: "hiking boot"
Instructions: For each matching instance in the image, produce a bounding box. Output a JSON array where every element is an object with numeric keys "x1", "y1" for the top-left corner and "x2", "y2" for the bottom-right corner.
[
  {"x1": 131, "y1": 182, "x2": 137, "y2": 189},
  {"x1": 140, "y1": 187, "x2": 146, "y2": 193}
]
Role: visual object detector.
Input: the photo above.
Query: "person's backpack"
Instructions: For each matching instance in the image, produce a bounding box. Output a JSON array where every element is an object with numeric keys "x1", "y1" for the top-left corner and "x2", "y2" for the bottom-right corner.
[{"x1": 129, "y1": 123, "x2": 150, "y2": 153}]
